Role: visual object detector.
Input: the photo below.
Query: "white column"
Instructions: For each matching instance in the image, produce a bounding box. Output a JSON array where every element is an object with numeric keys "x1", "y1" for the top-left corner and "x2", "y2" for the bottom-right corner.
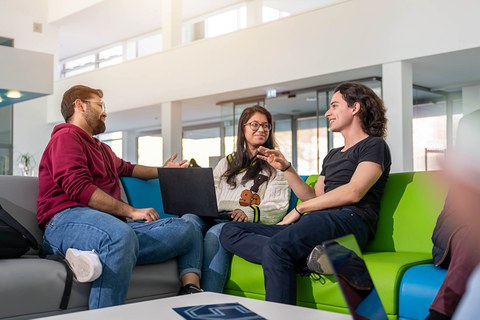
[
  {"x1": 161, "y1": 101, "x2": 183, "y2": 161},
  {"x1": 123, "y1": 130, "x2": 138, "y2": 163},
  {"x1": 382, "y1": 61, "x2": 413, "y2": 173},
  {"x1": 462, "y1": 85, "x2": 480, "y2": 115},
  {"x1": 161, "y1": 0, "x2": 182, "y2": 49},
  {"x1": 246, "y1": 0, "x2": 263, "y2": 27}
]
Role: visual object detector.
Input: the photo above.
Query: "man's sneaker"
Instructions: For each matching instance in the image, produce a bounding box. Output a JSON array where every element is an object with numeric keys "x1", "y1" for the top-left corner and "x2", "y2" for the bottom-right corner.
[
  {"x1": 306, "y1": 245, "x2": 334, "y2": 275},
  {"x1": 177, "y1": 283, "x2": 204, "y2": 295},
  {"x1": 65, "y1": 248, "x2": 103, "y2": 283}
]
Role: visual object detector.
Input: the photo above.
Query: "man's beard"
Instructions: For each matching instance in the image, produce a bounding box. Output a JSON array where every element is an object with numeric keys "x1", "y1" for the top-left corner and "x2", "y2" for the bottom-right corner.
[
  {"x1": 93, "y1": 120, "x2": 106, "y2": 135},
  {"x1": 85, "y1": 109, "x2": 106, "y2": 135}
]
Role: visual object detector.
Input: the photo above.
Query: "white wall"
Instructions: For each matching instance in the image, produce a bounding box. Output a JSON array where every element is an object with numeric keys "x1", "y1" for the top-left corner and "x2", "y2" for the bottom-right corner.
[
  {"x1": 47, "y1": 0, "x2": 104, "y2": 23},
  {"x1": 50, "y1": 0, "x2": 480, "y2": 122},
  {"x1": 6, "y1": 0, "x2": 480, "y2": 174},
  {"x1": 12, "y1": 98, "x2": 55, "y2": 176},
  {"x1": 0, "y1": 0, "x2": 57, "y2": 175}
]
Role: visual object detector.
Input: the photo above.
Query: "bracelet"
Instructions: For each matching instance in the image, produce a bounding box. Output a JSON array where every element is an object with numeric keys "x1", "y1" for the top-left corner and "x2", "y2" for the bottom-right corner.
[
  {"x1": 294, "y1": 206, "x2": 304, "y2": 216},
  {"x1": 281, "y1": 162, "x2": 291, "y2": 172}
]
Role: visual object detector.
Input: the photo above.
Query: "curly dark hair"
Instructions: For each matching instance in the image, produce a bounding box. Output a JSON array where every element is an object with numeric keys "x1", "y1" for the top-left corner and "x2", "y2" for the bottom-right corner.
[
  {"x1": 334, "y1": 82, "x2": 387, "y2": 138},
  {"x1": 223, "y1": 105, "x2": 276, "y2": 188}
]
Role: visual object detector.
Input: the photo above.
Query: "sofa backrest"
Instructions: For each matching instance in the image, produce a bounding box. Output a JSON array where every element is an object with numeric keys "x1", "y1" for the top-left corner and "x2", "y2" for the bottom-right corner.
[
  {"x1": 367, "y1": 171, "x2": 446, "y2": 253},
  {"x1": 120, "y1": 177, "x2": 176, "y2": 219},
  {"x1": 298, "y1": 171, "x2": 447, "y2": 253},
  {"x1": 0, "y1": 176, "x2": 43, "y2": 253}
]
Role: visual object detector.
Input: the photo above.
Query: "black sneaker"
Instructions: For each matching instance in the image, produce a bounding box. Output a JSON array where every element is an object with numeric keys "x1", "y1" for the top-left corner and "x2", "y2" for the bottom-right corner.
[{"x1": 178, "y1": 283, "x2": 204, "y2": 295}]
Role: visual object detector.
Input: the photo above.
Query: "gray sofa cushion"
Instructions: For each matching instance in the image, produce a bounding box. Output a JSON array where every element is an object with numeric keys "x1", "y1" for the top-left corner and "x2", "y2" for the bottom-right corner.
[{"x1": 0, "y1": 176, "x2": 181, "y2": 319}]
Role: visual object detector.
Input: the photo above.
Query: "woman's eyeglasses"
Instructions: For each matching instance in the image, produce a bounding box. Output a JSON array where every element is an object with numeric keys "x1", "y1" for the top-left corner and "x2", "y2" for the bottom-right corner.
[{"x1": 244, "y1": 121, "x2": 272, "y2": 131}]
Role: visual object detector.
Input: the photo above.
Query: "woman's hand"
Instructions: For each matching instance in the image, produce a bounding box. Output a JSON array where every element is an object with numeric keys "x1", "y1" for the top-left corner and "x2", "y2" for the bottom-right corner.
[
  {"x1": 277, "y1": 208, "x2": 301, "y2": 225},
  {"x1": 163, "y1": 153, "x2": 189, "y2": 168},
  {"x1": 230, "y1": 209, "x2": 248, "y2": 222},
  {"x1": 257, "y1": 146, "x2": 291, "y2": 171}
]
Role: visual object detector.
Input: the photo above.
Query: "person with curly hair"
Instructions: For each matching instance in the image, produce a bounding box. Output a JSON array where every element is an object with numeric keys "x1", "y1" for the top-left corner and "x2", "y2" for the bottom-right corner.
[{"x1": 220, "y1": 82, "x2": 391, "y2": 305}]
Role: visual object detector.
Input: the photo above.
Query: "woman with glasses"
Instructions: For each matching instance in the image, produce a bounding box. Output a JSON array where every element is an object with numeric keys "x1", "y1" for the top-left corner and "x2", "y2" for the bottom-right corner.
[{"x1": 181, "y1": 105, "x2": 290, "y2": 293}]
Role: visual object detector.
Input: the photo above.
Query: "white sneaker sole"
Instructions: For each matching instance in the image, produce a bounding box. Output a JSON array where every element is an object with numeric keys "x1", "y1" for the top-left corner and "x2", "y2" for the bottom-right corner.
[{"x1": 65, "y1": 249, "x2": 103, "y2": 283}]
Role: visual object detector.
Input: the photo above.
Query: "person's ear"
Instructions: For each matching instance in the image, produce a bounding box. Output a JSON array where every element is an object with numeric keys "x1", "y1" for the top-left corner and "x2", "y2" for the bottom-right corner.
[
  {"x1": 351, "y1": 102, "x2": 361, "y2": 116},
  {"x1": 73, "y1": 99, "x2": 86, "y2": 113}
]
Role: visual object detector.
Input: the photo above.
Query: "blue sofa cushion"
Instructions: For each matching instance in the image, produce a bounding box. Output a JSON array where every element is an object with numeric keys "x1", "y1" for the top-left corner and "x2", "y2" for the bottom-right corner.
[
  {"x1": 399, "y1": 264, "x2": 447, "y2": 320},
  {"x1": 120, "y1": 177, "x2": 176, "y2": 219}
]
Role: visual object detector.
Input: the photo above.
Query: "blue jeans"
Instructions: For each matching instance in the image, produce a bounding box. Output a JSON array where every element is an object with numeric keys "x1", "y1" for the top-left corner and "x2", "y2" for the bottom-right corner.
[
  {"x1": 43, "y1": 207, "x2": 201, "y2": 309},
  {"x1": 181, "y1": 214, "x2": 232, "y2": 292},
  {"x1": 220, "y1": 208, "x2": 369, "y2": 305}
]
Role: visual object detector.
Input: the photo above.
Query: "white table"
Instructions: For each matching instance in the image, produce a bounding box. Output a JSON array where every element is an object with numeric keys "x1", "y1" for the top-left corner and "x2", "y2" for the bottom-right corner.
[{"x1": 38, "y1": 292, "x2": 352, "y2": 319}]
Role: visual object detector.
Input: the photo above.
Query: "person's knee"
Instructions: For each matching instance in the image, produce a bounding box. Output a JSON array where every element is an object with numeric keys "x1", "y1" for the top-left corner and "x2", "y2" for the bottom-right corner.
[
  {"x1": 181, "y1": 213, "x2": 202, "y2": 227},
  {"x1": 107, "y1": 223, "x2": 139, "y2": 254},
  {"x1": 219, "y1": 222, "x2": 240, "y2": 250},
  {"x1": 173, "y1": 218, "x2": 198, "y2": 248},
  {"x1": 208, "y1": 223, "x2": 225, "y2": 238}
]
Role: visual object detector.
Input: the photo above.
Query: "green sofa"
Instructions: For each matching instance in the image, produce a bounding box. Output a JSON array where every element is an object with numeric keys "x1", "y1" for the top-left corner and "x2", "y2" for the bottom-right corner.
[
  {"x1": 121, "y1": 171, "x2": 447, "y2": 319},
  {"x1": 222, "y1": 171, "x2": 447, "y2": 319}
]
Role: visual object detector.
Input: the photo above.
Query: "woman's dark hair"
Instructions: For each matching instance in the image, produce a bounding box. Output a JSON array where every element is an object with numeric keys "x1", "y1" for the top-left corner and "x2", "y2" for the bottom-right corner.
[
  {"x1": 334, "y1": 82, "x2": 387, "y2": 138},
  {"x1": 223, "y1": 105, "x2": 276, "y2": 188}
]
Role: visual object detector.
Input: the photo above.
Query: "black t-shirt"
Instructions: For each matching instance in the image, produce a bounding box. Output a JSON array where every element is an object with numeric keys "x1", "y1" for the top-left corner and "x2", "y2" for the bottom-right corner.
[{"x1": 320, "y1": 136, "x2": 391, "y2": 237}]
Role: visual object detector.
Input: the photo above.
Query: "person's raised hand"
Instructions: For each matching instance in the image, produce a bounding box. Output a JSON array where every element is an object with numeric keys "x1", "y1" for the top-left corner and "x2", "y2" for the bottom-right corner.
[
  {"x1": 163, "y1": 153, "x2": 189, "y2": 168},
  {"x1": 277, "y1": 208, "x2": 301, "y2": 225},
  {"x1": 257, "y1": 146, "x2": 291, "y2": 171}
]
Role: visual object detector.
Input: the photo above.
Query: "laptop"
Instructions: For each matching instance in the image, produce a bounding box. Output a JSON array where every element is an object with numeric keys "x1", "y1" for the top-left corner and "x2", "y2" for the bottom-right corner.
[
  {"x1": 320, "y1": 234, "x2": 388, "y2": 320},
  {"x1": 157, "y1": 167, "x2": 219, "y2": 217}
]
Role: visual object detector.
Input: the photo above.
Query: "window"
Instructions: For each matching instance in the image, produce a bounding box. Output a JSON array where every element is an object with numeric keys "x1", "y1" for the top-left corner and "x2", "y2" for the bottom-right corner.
[
  {"x1": 412, "y1": 93, "x2": 463, "y2": 171},
  {"x1": 274, "y1": 118, "x2": 293, "y2": 163},
  {"x1": 63, "y1": 54, "x2": 95, "y2": 77},
  {"x1": 262, "y1": 6, "x2": 290, "y2": 23},
  {"x1": 137, "y1": 33, "x2": 163, "y2": 57},
  {"x1": 205, "y1": 7, "x2": 247, "y2": 38},
  {"x1": 137, "y1": 135, "x2": 163, "y2": 167},
  {"x1": 183, "y1": 127, "x2": 221, "y2": 168},
  {"x1": 98, "y1": 131, "x2": 123, "y2": 158},
  {"x1": 98, "y1": 45, "x2": 123, "y2": 68},
  {"x1": 0, "y1": 105, "x2": 12, "y2": 175}
]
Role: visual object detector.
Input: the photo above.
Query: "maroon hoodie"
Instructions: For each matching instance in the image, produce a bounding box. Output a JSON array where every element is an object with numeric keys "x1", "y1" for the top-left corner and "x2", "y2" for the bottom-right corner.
[{"x1": 37, "y1": 123, "x2": 135, "y2": 230}]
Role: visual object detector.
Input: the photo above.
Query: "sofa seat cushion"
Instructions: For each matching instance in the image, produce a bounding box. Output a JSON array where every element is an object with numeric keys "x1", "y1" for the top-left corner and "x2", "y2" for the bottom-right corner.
[
  {"x1": 398, "y1": 264, "x2": 447, "y2": 320},
  {"x1": 0, "y1": 257, "x2": 181, "y2": 319},
  {"x1": 224, "y1": 251, "x2": 432, "y2": 316}
]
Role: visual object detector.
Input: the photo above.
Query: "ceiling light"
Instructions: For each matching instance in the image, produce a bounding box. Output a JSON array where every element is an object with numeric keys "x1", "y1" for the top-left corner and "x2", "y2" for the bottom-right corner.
[{"x1": 6, "y1": 90, "x2": 22, "y2": 98}]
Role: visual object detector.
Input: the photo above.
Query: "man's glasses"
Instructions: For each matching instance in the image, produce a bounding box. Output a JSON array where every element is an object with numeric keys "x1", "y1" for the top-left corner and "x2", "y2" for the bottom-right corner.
[
  {"x1": 244, "y1": 121, "x2": 272, "y2": 131},
  {"x1": 84, "y1": 100, "x2": 106, "y2": 113}
]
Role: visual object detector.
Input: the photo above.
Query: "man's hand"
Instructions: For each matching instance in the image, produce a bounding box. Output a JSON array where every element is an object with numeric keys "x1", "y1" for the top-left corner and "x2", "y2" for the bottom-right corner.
[
  {"x1": 257, "y1": 146, "x2": 291, "y2": 171},
  {"x1": 229, "y1": 209, "x2": 248, "y2": 222},
  {"x1": 277, "y1": 208, "x2": 301, "y2": 225},
  {"x1": 163, "y1": 153, "x2": 189, "y2": 168},
  {"x1": 130, "y1": 207, "x2": 160, "y2": 222}
]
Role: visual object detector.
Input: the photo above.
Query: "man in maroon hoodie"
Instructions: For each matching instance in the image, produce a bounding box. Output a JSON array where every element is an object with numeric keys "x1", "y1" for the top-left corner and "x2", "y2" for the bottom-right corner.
[{"x1": 37, "y1": 85, "x2": 202, "y2": 309}]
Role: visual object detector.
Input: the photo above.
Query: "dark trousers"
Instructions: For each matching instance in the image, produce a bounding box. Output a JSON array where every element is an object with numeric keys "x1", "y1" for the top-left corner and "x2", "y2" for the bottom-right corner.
[
  {"x1": 219, "y1": 208, "x2": 370, "y2": 305},
  {"x1": 430, "y1": 227, "x2": 480, "y2": 317}
]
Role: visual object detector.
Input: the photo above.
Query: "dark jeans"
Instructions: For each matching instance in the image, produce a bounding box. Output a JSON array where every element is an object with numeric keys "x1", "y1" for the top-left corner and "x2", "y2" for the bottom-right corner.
[{"x1": 219, "y1": 208, "x2": 370, "y2": 305}]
